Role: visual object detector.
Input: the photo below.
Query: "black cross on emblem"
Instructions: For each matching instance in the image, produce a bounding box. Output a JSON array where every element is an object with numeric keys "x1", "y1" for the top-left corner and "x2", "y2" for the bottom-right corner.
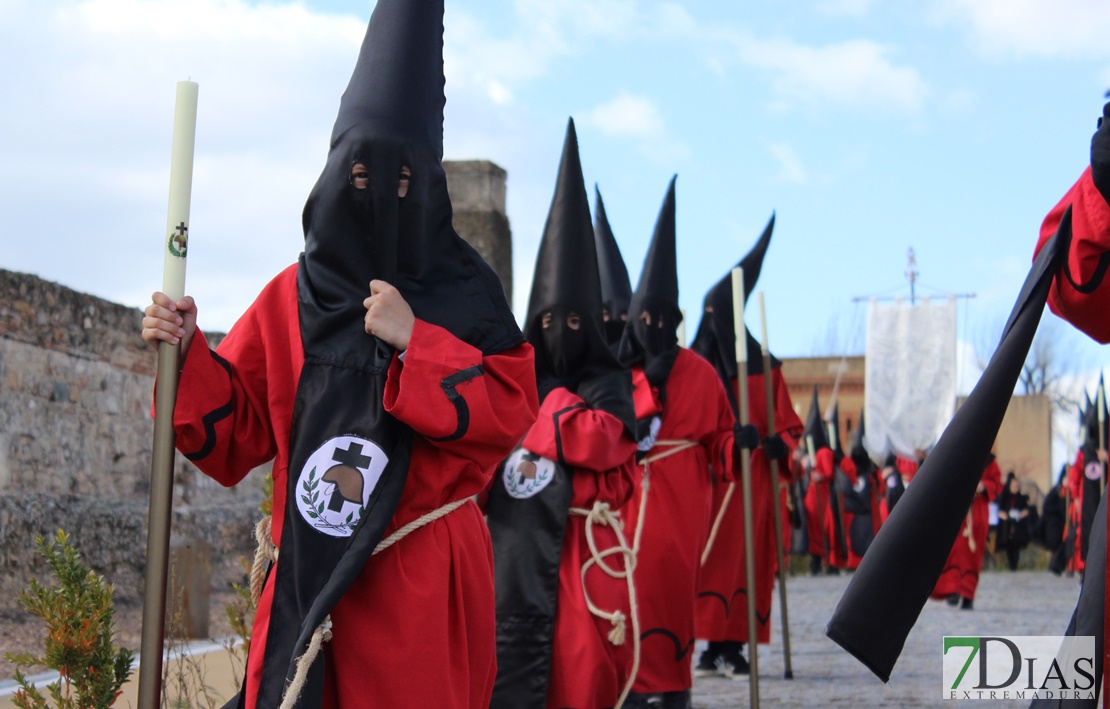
[
  {"x1": 333, "y1": 442, "x2": 372, "y2": 469},
  {"x1": 175, "y1": 222, "x2": 188, "y2": 237}
]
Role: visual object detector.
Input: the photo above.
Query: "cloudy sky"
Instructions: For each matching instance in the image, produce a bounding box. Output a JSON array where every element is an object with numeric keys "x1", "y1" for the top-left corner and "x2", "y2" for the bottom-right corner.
[{"x1": 3, "y1": 0, "x2": 1108, "y2": 396}]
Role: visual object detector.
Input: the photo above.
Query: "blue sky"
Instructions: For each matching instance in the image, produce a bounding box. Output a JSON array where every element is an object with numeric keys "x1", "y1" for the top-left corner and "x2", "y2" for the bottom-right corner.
[{"x1": 2, "y1": 0, "x2": 1108, "y2": 391}]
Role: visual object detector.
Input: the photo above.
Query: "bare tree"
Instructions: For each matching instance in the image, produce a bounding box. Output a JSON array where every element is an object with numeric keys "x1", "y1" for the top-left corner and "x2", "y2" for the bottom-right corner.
[
  {"x1": 810, "y1": 304, "x2": 867, "y2": 357},
  {"x1": 974, "y1": 315, "x2": 1089, "y2": 413}
]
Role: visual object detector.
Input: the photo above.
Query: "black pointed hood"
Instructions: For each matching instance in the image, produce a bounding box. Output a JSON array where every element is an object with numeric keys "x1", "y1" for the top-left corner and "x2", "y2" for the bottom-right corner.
[
  {"x1": 850, "y1": 409, "x2": 870, "y2": 462},
  {"x1": 299, "y1": 0, "x2": 521, "y2": 358},
  {"x1": 619, "y1": 176, "x2": 682, "y2": 358},
  {"x1": 617, "y1": 176, "x2": 682, "y2": 399},
  {"x1": 593, "y1": 186, "x2": 633, "y2": 345},
  {"x1": 690, "y1": 212, "x2": 778, "y2": 398},
  {"x1": 804, "y1": 386, "x2": 830, "y2": 452},
  {"x1": 1083, "y1": 392, "x2": 1100, "y2": 447},
  {"x1": 826, "y1": 221, "x2": 1067, "y2": 683},
  {"x1": 525, "y1": 119, "x2": 620, "y2": 392}
]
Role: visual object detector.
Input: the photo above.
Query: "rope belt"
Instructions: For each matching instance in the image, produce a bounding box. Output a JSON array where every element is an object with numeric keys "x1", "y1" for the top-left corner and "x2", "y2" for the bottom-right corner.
[
  {"x1": 634, "y1": 439, "x2": 699, "y2": 557},
  {"x1": 963, "y1": 507, "x2": 976, "y2": 553},
  {"x1": 272, "y1": 497, "x2": 471, "y2": 709},
  {"x1": 567, "y1": 500, "x2": 640, "y2": 709}
]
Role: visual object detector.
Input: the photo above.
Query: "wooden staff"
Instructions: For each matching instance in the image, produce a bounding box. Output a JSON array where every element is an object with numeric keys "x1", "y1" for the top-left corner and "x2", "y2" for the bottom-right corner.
[
  {"x1": 758, "y1": 291, "x2": 793, "y2": 680},
  {"x1": 138, "y1": 80, "x2": 198, "y2": 709},
  {"x1": 731, "y1": 267, "x2": 760, "y2": 707},
  {"x1": 1098, "y1": 380, "x2": 1106, "y2": 497}
]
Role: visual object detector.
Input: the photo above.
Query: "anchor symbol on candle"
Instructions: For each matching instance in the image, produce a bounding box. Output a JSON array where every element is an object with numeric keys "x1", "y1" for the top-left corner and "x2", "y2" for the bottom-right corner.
[{"x1": 168, "y1": 221, "x2": 189, "y2": 258}]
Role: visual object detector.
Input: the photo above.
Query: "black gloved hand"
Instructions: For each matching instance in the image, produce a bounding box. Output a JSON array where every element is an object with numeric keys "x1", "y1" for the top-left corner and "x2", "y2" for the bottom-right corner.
[
  {"x1": 1091, "y1": 101, "x2": 1110, "y2": 205},
  {"x1": 763, "y1": 434, "x2": 789, "y2": 461},
  {"x1": 734, "y1": 423, "x2": 759, "y2": 452}
]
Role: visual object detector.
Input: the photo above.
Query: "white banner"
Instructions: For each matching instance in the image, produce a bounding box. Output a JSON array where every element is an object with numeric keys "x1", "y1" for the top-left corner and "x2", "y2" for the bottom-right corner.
[{"x1": 864, "y1": 297, "x2": 957, "y2": 459}]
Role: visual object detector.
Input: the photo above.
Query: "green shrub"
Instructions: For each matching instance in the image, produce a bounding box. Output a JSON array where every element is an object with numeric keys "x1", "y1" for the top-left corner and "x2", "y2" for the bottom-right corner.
[{"x1": 5, "y1": 530, "x2": 134, "y2": 709}]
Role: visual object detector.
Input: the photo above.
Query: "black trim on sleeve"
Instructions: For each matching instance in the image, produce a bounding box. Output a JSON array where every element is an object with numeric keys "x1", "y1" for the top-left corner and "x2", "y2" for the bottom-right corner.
[
  {"x1": 551, "y1": 402, "x2": 588, "y2": 466},
  {"x1": 183, "y1": 351, "x2": 234, "y2": 462},
  {"x1": 426, "y1": 365, "x2": 485, "y2": 443},
  {"x1": 1057, "y1": 206, "x2": 1110, "y2": 294}
]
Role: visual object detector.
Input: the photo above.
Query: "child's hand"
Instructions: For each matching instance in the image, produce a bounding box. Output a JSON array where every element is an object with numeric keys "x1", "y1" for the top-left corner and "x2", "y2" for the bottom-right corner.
[
  {"x1": 142, "y1": 292, "x2": 197, "y2": 357},
  {"x1": 363, "y1": 280, "x2": 415, "y2": 351}
]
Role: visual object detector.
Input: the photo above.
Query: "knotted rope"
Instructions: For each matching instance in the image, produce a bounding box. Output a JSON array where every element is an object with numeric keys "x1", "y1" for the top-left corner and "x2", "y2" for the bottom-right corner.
[{"x1": 567, "y1": 500, "x2": 640, "y2": 709}]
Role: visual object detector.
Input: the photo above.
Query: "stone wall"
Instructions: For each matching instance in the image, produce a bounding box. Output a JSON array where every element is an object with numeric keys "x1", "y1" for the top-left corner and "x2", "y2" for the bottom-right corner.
[
  {"x1": 0, "y1": 268, "x2": 264, "y2": 610},
  {"x1": 0, "y1": 159, "x2": 513, "y2": 612},
  {"x1": 444, "y1": 160, "x2": 512, "y2": 299}
]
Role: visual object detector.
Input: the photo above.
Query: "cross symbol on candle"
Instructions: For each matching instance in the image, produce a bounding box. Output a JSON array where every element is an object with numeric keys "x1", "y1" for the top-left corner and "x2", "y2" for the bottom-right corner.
[{"x1": 169, "y1": 221, "x2": 189, "y2": 258}]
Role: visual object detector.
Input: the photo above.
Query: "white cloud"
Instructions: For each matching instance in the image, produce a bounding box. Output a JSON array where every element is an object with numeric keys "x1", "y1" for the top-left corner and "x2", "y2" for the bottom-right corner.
[
  {"x1": 731, "y1": 35, "x2": 928, "y2": 113},
  {"x1": 932, "y1": 0, "x2": 1110, "y2": 59},
  {"x1": 582, "y1": 92, "x2": 665, "y2": 139},
  {"x1": 768, "y1": 142, "x2": 808, "y2": 184},
  {"x1": 816, "y1": 0, "x2": 877, "y2": 18}
]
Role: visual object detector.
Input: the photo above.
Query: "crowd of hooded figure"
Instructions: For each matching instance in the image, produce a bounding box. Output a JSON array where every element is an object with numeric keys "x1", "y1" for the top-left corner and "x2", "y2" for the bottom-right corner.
[{"x1": 136, "y1": 1, "x2": 1110, "y2": 708}]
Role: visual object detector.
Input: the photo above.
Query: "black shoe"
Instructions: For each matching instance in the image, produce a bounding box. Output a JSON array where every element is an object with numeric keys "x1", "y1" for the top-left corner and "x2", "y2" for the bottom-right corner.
[
  {"x1": 960, "y1": 597, "x2": 974, "y2": 610},
  {"x1": 825, "y1": 566, "x2": 840, "y2": 576},
  {"x1": 694, "y1": 647, "x2": 720, "y2": 677},
  {"x1": 662, "y1": 689, "x2": 692, "y2": 709},
  {"x1": 809, "y1": 555, "x2": 822, "y2": 576},
  {"x1": 717, "y1": 650, "x2": 750, "y2": 679},
  {"x1": 945, "y1": 593, "x2": 960, "y2": 606}
]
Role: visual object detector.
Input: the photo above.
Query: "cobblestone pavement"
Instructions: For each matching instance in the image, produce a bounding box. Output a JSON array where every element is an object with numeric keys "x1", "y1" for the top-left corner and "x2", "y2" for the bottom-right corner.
[{"x1": 691, "y1": 569, "x2": 1083, "y2": 708}]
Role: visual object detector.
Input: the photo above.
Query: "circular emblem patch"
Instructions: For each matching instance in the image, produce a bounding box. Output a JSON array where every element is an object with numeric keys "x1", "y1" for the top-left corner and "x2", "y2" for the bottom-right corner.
[
  {"x1": 295, "y1": 435, "x2": 389, "y2": 537},
  {"x1": 1085, "y1": 461, "x2": 1103, "y2": 481},
  {"x1": 502, "y1": 448, "x2": 556, "y2": 499}
]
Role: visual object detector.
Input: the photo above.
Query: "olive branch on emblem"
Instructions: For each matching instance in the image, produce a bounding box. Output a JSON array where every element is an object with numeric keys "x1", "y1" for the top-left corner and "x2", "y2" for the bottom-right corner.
[{"x1": 300, "y1": 467, "x2": 323, "y2": 519}]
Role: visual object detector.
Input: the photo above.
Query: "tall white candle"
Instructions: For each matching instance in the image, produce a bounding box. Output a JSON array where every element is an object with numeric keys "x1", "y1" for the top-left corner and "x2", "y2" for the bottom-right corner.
[
  {"x1": 161, "y1": 80, "x2": 198, "y2": 301},
  {"x1": 731, "y1": 267, "x2": 746, "y2": 364}
]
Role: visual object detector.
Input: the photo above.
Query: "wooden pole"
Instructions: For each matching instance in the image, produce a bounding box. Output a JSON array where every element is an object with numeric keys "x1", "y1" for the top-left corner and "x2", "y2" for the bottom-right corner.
[
  {"x1": 731, "y1": 267, "x2": 759, "y2": 708},
  {"x1": 758, "y1": 291, "x2": 793, "y2": 680},
  {"x1": 138, "y1": 80, "x2": 198, "y2": 709}
]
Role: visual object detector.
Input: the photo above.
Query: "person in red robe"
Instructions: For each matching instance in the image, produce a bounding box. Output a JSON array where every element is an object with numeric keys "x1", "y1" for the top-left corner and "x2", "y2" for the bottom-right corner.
[
  {"x1": 798, "y1": 388, "x2": 855, "y2": 575},
  {"x1": 930, "y1": 455, "x2": 1003, "y2": 610},
  {"x1": 690, "y1": 215, "x2": 801, "y2": 678},
  {"x1": 609, "y1": 178, "x2": 736, "y2": 709},
  {"x1": 486, "y1": 119, "x2": 638, "y2": 709},
  {"x1": 142, "y1": 4, "x2": 537, "y2": 707},
  {"x1": 1064, "y1": 398, "x2": 1108, "y2": 575}
]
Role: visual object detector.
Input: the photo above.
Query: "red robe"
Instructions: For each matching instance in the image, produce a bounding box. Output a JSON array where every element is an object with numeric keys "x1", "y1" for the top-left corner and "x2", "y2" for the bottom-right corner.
[
  {"x1": 803, "y1": 449, "x2": 857, "y2": 569},
  {"x1": 167, "y1": 265, "x2": 538, "y2": 709},
  {"x1": 519, "y1": 388, "x2": 637, "y2": 709},
  {"x1": 1066, "y1": 450, "x2": 1089, "y2": 572},
  {"x1": 930, "y1": 458, "x2": 1002, "y2": 601},
  {"x1": 696, "y1": 367, "x2": 801, "y2": 646},
  {"x1": 1035, "y1": 166, "x2": 1110, "y2": 344},
  {"x1": 623, "y1": 348, "x2": 734, "y2": 693}
]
